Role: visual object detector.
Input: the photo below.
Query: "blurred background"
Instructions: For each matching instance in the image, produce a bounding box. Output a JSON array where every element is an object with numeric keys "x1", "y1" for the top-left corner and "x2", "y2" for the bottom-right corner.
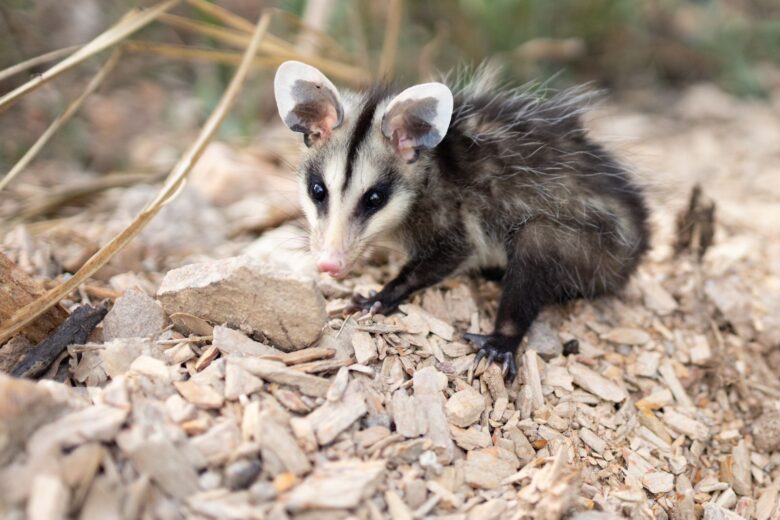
[{"x1": 1, "y1": 0, "x2": 779, "y2": 174}]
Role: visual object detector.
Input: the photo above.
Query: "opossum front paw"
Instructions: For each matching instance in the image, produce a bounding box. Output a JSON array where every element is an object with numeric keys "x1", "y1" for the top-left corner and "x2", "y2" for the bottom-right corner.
[
  {"x1": 464, "y1": 333, "x2": 519, "y2": 383},
  {"x1": 349, "y1": 291, "x2": 397, "y2": 316}
]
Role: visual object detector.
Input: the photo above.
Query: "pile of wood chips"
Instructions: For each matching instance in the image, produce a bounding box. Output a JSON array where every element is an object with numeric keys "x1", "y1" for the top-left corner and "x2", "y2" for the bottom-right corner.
[{"x1": 1, "y1": 81, "x2": 780, "y2": 520}]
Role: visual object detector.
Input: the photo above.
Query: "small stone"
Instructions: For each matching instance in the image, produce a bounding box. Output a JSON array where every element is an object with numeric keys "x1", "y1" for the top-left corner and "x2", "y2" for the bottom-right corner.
[
  {"x1": 527, "y1": 319, "x2": 563, "y2": 359},
  {"x1": 225, "y1": 460, "x2": 262, "y2": 491},
  {"x1": 102, "y1": 289, "x2": 167, "y2": 341},
  {"x1": 445, "y1": 387, "x2": 485, "y2": 427},
  {"x1": 602, "y1": 327, "x2": 651, "y2": 345},
  {"x1": 157, "y1": 255, "x2": 327, "y2": 350},
  {"x1": 753, "y1": 412, "x2": 780, "y2": 452}
]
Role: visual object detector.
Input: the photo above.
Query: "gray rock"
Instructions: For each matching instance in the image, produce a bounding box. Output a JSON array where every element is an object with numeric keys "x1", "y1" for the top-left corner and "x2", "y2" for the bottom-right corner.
[
  {"x1": 102, "y1": 289, "x2": 167, "y2": 341},
  {"x1": 157, "y1": 256, "x2": 327, "y2": 351},
  {"x1": 526, "y1": 319, "x2": 563, "y2": 359},
  {"x1": 753, "y1": 411, "x2": 780, "y2": 452}
]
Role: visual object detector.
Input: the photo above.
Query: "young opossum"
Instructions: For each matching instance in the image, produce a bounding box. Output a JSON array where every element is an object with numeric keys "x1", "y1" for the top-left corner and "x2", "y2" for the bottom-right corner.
[{"x1": 273, "y1": 61, "x2": 649, "y2": 380}]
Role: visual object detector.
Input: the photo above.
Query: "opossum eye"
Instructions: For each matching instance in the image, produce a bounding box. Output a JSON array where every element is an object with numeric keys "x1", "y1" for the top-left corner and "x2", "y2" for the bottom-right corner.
[
  {"x1": 309, "y1": 181, "x2": 327, "y2": 203},
  {"x1": 365, "y1": 190, "x2": 385, "y2": 209},
  {"x1": 360, "y1": 187, "x2": 389, "y2": 215}
]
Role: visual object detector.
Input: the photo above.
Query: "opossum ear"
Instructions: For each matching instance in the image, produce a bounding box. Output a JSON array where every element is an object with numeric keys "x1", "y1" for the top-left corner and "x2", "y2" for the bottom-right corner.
[
  {"x1": 274, "y1": 60, "x2": 343, "y2": 146},
  {"x1": 381, "y1": 82, "x2": 453, "y2": 162}
]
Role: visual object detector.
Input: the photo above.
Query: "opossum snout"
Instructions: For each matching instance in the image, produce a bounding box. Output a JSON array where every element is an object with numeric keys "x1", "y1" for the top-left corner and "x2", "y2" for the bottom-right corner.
[{"x1": 316, "y1": 251, "x2": 348, "y2": 278}]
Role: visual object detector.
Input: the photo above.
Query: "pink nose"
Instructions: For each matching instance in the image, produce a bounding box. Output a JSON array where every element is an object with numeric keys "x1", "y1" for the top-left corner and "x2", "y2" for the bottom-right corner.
[{"x1": 316, "y1": 252, "x2": 347, "y2": 277}]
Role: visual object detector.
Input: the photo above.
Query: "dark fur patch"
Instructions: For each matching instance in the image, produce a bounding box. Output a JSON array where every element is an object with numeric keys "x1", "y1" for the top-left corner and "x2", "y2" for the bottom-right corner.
[{"x1": 343, "y1": 86, "x2": 390, "y2": 192}]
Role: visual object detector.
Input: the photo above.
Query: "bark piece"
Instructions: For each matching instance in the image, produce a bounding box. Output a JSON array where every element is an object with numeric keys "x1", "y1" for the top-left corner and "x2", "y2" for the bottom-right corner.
[
  {"x1": 0, "y1": 251, "x2": 68, "y2": 344},
  {"x1": 11, "y1": 304, "x2": 107, "y2": 379}
]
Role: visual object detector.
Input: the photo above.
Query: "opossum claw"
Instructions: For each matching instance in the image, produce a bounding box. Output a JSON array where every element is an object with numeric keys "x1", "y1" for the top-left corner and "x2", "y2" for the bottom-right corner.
[
  {"x1": 501, "y1": 353, "x2": 518, "y2": 383},
  {"x1": 465, "y1": 333, "x2": 518, "y2": 383}
]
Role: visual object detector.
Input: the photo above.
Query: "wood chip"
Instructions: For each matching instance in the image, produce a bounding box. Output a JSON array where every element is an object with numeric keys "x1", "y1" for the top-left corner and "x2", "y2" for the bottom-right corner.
[
  {"x1": 601, "y1": 327, "x2": 650, "y2": 345},
  {"x1": 568, "y1": 362, "x2": 626, "y2": 402},
  {"x1": 224, "y1": 358, "x2": 264, "y2": 400},
  {"x1": 233, "y1": 358, "x2": 329, "y2": 397},
  {"x1": 413, "y1": 367, "x2": 454, "y2": 461},
  {"x1": 174, "y1": 380, "x2": 224, "y2": 409},
  {"x1": 464, "y1": 447, "x2": 519, "y2": 489},
  {"x1": 285, "y1": 459, "x2": 385, "y2": 511},
  {"x1": 663, "y1": 409, "x2": 710, "y2": 441},
  {"x1": 523, "y1": 350, "x2": 545, "y2": 410},
  {"x1": 254, "y1": 411, "x2": 311, "y2": 476},
  {"x1": 579, "y1": 427, "x2": 606, "y2": 454},
  {"x1": 305, "y1": 379, "x2": 367, "y2": 445},
  {"x1": 642, "y1": 471, "x2": 674, "y2": 494},
  {"x1": 212, "y1": 325, "x2": 281, "y2": 357},
  {"x1": 392, "y1": 389, "x2": 426, "y2": 438},
  {"x1": 351, "y1": 330, "x2": 378, "y2": 365}
]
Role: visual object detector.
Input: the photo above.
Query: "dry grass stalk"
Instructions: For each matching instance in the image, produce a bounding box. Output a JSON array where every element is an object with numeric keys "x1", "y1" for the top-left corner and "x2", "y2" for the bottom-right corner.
[
  {"x1": 270, "y1": 7, "x2": 351, "y2": 60},
  {"x1": 0, "y1": 12, "x2": 272, "y2": 345},
  {"x1": 378, "y1": 0, "x2": 403, "y2": 79},
  {"x1": 0, "y1": 45, "x2": 81, "y2": 84},
  {"x1": 0, "y1": 0, "x2": 179, "y2": 114},
  {"x1": 185, "y1": 0, "x2": 255, "y2": 33},
  {"x1": 125, "y1": 41, "x2": 279, "y2": 69},
  {"x1": 0, "y1": 50, "x2": 121, "y2": 191},
  {"x1": 18, "y1": 171, "x2": 165, "y2": 222},
  {"x1": 157, "y1": 13, "x2": 368, "y2": 85}
]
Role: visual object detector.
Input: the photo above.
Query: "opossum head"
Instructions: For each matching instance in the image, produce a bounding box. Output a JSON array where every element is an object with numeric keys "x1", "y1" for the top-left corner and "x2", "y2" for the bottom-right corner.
[{"x1": 274, "y1": 61, "x2": 453, "y2": 278}]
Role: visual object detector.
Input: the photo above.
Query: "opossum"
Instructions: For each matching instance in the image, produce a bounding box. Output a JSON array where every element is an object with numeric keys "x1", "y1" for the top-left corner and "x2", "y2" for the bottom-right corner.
[{"x1": 273, "y1": 61, "x2": 649, "y2": 381}]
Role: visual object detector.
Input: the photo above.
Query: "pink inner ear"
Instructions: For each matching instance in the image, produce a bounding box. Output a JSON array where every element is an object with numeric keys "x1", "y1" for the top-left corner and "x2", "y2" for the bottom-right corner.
[
  {"x1": 310, "y1": 105, "x2": 339, "y2": 142},
  {"x1": 388, "y1": 114, "x2": 416, "y2": 161}
]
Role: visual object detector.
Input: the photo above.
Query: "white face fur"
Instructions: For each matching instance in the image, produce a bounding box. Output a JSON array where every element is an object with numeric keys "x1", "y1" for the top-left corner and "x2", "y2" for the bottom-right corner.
[{"x1": 274, "y1": 61, "x2": 453, "y2": 278}]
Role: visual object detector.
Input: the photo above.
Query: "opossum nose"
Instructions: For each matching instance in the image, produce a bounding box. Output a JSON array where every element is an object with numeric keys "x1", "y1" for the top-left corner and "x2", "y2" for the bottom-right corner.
[{"x1": 316, "y1": 253, "x2": 347, "y2": 278}]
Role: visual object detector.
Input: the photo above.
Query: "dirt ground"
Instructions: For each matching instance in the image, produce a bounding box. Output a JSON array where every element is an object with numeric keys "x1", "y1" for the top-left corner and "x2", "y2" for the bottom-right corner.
[{"x1": 1, "y1": 78, "x2": 780, "y2": 519}]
